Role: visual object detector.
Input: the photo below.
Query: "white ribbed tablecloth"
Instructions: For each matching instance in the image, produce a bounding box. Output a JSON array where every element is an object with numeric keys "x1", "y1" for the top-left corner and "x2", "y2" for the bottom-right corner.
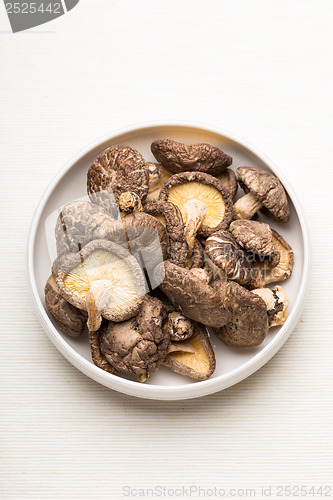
[{"x1": 1, "y1": 1, "x2": 332, "y2": 499}]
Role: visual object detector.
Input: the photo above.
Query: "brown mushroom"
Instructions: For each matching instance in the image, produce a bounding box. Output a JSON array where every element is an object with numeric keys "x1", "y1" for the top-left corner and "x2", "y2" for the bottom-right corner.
[
  {"x1": 53, "y1": 239, "x2": 146, "y2": 332},
  {"x1": 212, "y1": 280, "x2": 269, "y2": 347},
  {"x1": 87, "y1": 145, "x2": 149, "y2": 217},
  {"x1": 159, "y1": 171, "x2": 233, "y2": 256},
  {"x1": 205, "y1": 230, "x2": 253, "y2": 285},
  {"x1": 143, "y1": 199, "x2": 189, "y2": 267},
  {"x1": 233, "y1": 167, "x2": 290, "y2": 223},
  {"x1": 252, "y1": 285, "x2": 289, "y2": 327},
  {"x1": 230, "y1": 220, "x2": 280, "y2": 267},
  {"x1": 151, "y1": 139, "x2": 232, "y2": 175},
  {"x1": 162, "y1": 310, "x2": 195, "y2": 341},
  {"x1": 55, "y1": 200, "x2": 122, "y2": 255},
  {"x1": 163, "y1": 324, "x2": 216, "y2": 381},
  {"x1": 217, "y1": 168, "x2": 238, "y2": 198},
  {"x1": 249, "y1": 229, "x2": 294, "y2": 289},
  {"x1": 44, "y1": 275, "x2": 87, "y2": 337},
  {"x1": 155, "y1": 261, "x2": 232, "y2": 328},
  {"x1": 146, "y1": 164, "x2": 173, "y2": 201},
  {"x1": 99, "y1": 295, "x2": 169, "y2": 382},
  {"x1": 88, "y1": 322, "x2": 115, "y2": 374}
]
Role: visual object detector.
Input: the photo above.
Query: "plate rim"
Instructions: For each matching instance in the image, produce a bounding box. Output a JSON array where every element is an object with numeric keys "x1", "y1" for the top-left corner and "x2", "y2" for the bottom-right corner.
[{"x1": 27, "y1": 120, "x2": 311, "y2": 401}]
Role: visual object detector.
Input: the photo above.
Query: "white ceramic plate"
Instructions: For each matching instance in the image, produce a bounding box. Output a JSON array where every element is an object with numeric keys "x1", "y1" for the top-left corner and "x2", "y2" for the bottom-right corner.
[{"x1": 28, "y1": 122, "x2": 310, "y2": 400}]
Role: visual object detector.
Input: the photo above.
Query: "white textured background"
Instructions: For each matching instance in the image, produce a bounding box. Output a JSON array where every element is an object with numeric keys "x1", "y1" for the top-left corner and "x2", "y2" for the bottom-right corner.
[{"x1": 1, "y1": 1, "x2": 332, "y2": 499}]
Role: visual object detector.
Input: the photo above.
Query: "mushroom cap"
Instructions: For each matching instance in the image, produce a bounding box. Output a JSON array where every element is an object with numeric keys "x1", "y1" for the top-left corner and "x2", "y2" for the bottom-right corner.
[
  {"x1": 229, "y1": 220, "x2": 280, "y2": 266},
  {"x1": 151, "y1": 139, "x2": 232, "y2": 175},
  {"x1": 162, "y1": 311, "x2": 195, "y2": 341},
  {"x1": 100, "y1": 295, "x2": 169, "y2": 381},
  {"x1": 143, "y1": 199, "x2": 189, "y2": 267},
  {"x1": 163, "y1": 324, "x2": 216, "y2": 381},
  {"x1": 249, "y1": 229, "x2": 294, "y2": 289},
  {"x1": 212, "y1": 280, "x2": 269, "y2": 347},
  {"x1": 53, "y1": 239, "x2": 146, "y2": 323},
  {"x1": 156, "y1": 261, "x2": 232, "y2": 328},
  {"x1": 55, "y1": 200, "x2": 121, "y2": 255},
  {"x1": 217, "y1": 168, "x2": 238, "y2": 198},
  {"x1": 205, "y1": 230, "x2": 253, "y2": 285},
  {"x1": 44, "y1": 275, "x2": 87, "y2": 337},
  {"x1": 159, "y1": 171, "x2": 233, "y2": 237},
  {"x1": 251, "y1": 285, "x2": 289, "y2": 327},
  {"x1": 237, "y1": 167, "x2": 290, "y2": 223},
  {"x1": 87, "y1": 145, "x2": 149, "y2": 216}
]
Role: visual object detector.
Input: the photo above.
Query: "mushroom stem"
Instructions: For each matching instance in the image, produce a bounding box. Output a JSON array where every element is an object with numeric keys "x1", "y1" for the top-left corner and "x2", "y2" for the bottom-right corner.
[
  {"x1": 88, "y1": 330, "x2": 115, "y2": 373},
  {"x1": 233, "y1": 192, "x2": 263, "y2": 220},
  {"x1": 182, "y1": 198, "x2": 207, "y2": 256},
  {"x1": 86, "y1": 279, "x2": 114, "y2": 332},
  {"x1": 118, "y1": 192, "x2": 143, "y2": 213}
]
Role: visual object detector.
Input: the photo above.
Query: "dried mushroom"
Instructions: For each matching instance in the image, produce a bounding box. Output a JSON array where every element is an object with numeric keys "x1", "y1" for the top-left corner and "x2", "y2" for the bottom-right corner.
[
  {"x1": 217, "y1": 168, "x2": 238, "y2": 198},
  {"x1": 212, "y1": 280, "x2": 269, "y2": 347},
  {"x1": 205, "y1": 230, "x2": 253, "y2": 285},
  {"x1": 159, "y1": 171, "x2": 233, "y2": 255},
  {"x1": 44, "y1": 275, "x2": 87, "y2": 337},
  {"x1": 143, "y1": 199, "x2": 189, "y2": 267},
  {"x1": 252, "y1": 285, "x2": 289, "y2": 327},
  {"x1": 146, "y1": 164, "x2": 172, "y2": 201},
  {"x1": 118, "y1": 192, "x2": 143, "y2": 213},
  {"x1": 156, "y1": 261, "x2": 232, "y2": 328},
  {"x1": 55, "y1": 200, "x2": 121, "y2": 255},
  {"x1": 53, "y1": 239, "x2": 146, "y2": 332},
  {"x1": 230, "y1": 220, "x2": 280, "y2": 267},
  {"x1": 151, "y1": 139, "x2": 232, "y2": 175},
  {"x1": 163, "y1": 324, "x2": 216, "y2": 381},
  {"x1": 233, "y1": 167, "x2": 290, "y2": 223},
  {"x1": 190, "y1": 239, "x2": 205, "y2": 269},
  {"x1": 88, "y1": 322, "x2": 115, "y2": 374},
  {"x1": 147, "y1": 162, "x2": 162, "y2": 192},
  {"x1": 99, "y1": 295, "x2": 169, "y2": 382},
  {"x1": 87, "y1": 145, "x2": 149, "y2": 217},
  {"x1": 162, "y1": 310, "x2": 195, "y2": 341},
  {"x1": 249, "y1": 230, "x2": 294, "y2": 289}
]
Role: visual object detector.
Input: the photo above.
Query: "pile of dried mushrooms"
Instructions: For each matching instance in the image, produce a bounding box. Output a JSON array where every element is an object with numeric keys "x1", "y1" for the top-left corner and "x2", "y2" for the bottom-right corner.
[{"x1": 45, "y1": 140, "x2": 294, "y2": 383}]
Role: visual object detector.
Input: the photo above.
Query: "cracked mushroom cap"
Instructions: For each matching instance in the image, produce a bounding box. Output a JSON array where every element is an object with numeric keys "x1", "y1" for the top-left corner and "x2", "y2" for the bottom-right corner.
[
  {"x1": 217, "y1": 168, "x2": 238, "y2": 198},
  {"x1": 44, "y1": 275, "x2": 87, "y2": 337},
  {"x1": 163, "y1": 324, "x2": 216, "y2": 381},
  {"x1": 159, "y1": 171, "x2": 233, "y2": 254},
  {"x1": 251, "y1": 285, "x2": 289, "y2": 327},
  {"x1": 55, "y1": 200, "x2": 122, "y2": 255},
  {"x1": 234, "y1": 167, "x2": 290, "y2": 223},
  {"x1": 249, "y1": 229, "x2": 294, "y2": 289},
  {"x1": 151, "y1": 139, "x2": 232, "y2": 175},
  {"x1": 155, "y1": 261, "x2": 232, "y2": 328},
  {"x1": 99, "y1": 295, "x2": 169, "y2": 382},
  {"x1": 162, "y1": 310, "x2": 195, "y2": 342},
  {"x1": 205, "y1": 230, "x2": 253, "y2": 285},
  {"x1": 212, "y1": 280, "x2": 269, "y2": 347},
  {"x1": 143, "y1": 199, "x2": 189, "y2": 267},
  {"x1": 230, "y1": 220, "x2": 280, "y2": 267},
  {"x1": 87, "y1": 145, "x2": 149, "y2": 217},
  {"x1": 52, "y1": 239, "x2": 146, "y2": 332}
]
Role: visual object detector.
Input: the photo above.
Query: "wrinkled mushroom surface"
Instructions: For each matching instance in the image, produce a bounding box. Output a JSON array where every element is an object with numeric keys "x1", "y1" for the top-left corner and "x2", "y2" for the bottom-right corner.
[
  {"x1": 55, "y1": 200, "x2": 121, "y2": 255},
  {"x1": 44, "y1": 275, "x2": 87, "y2": 337},
  {"x1": 87, "y1": 145, "x2": 149, "y2": 217},
  {"x1": 163, "y1": 324, "x2": 216, "y2": 381},
  {"x1": 212, "y1": 280, "x2": 269, "y2": 347},
  {"x1": 233, "y1": 167, "x2": 290, "y2": 223},
  {"x1": 156, "y1": 261, "x2": 232, "y2": 328},
  {"x1": 205, "y1": 230, "x2": 253, "y2": 285},
  {"x1": 53, "y1": 239, "x2": 146, "y2": 331},
  {"x1": 160, "y1": 171, "x2": 233, "y2": 255},
  {"x1": 249, "y1": 230, "x2": 294, "y2": 289},
  {"x1": 100, "y1": 295, "x2": 169, "y2": 382},
  {"x1": 151, "y1": 139, "x2": 232, "y2": 175},
  {"x1": 230, "y1": 219, "x2": 280, "y2": 267}
]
